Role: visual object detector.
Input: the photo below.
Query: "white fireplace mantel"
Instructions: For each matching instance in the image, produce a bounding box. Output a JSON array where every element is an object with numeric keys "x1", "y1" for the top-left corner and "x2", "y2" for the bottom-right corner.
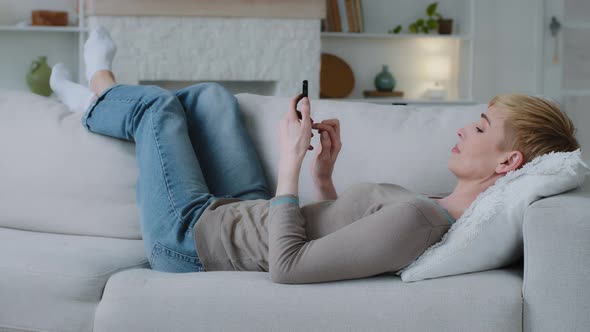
[
  {"x1": 87, "y1": 16, "x2": 321, "y2": 98},
  {"x1": 85, "y1": 1, "x2": 323, "y2": 97}
]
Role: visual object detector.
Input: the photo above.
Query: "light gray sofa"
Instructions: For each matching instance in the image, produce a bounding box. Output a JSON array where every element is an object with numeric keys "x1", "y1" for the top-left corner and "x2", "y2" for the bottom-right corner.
[{"x1": 0, "y1": 89, "x2": 588, "y2": 332}]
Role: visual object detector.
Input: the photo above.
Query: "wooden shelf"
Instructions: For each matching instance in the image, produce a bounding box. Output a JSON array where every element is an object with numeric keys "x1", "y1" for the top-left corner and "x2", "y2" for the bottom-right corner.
[
  {"x1": 0, "y1": 25, "x2": 87, "y2": 32},
  {"x1": 363, "y1": 90, "x2": 404, "y2": 98}
]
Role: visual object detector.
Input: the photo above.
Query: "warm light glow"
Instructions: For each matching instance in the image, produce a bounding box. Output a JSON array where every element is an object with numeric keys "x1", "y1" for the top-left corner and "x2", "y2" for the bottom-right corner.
[{"x1": 425, "y1": 55, "x2": 451, "y2": 82}]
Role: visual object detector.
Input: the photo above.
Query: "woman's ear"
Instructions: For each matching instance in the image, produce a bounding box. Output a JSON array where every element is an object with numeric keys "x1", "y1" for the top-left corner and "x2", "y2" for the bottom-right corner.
[{"x1": 495, "y1": 150, "x2": 524, "y2": 174}]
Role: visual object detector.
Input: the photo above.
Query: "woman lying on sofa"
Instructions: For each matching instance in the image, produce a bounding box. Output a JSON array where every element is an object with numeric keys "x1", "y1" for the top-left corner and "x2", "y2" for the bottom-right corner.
[{"x1": 49, "y1": 27, "x2": 580, "y2": 284}]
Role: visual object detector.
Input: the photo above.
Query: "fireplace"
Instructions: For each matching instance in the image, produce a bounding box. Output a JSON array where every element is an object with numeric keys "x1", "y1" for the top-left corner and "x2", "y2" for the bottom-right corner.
[{"x1": 86, "y1": 1, "x2": 324, "y2": 97}]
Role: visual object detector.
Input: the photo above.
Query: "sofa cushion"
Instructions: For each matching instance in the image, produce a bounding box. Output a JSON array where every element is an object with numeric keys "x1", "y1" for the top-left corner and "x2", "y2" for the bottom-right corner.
[
  {"x1": 0, "y1": 89, "x2": 141, "y2": 238},
  {"x1": 0, "y1": 227, "x2": 148, "y2": 332},
  {"x1": 93, "y1": 265, "x2": 523, "y2": 332}
]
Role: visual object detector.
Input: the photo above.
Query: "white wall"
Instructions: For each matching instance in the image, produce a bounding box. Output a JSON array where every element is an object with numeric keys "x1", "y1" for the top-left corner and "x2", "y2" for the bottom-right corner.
[
  {"x1": 471, "y1": 0, "x2": 544, "y2": 102},
  {"x1": 1, "y1": 0, "x2": 545, "y2": 102}
]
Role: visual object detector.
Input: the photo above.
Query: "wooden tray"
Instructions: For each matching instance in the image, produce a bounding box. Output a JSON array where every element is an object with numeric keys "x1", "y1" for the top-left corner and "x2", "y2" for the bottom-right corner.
[
  {"x1": 363, "y1": 90, "x2": 404, "y2": 98},
  {"x1": 320, "y1": 53, "x2": 355, "y2": 98}
]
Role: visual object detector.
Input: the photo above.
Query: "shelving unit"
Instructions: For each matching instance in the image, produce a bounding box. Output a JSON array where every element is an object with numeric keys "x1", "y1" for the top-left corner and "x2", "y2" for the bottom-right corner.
[
  {"x1": 320, "y1": 0, "x2": 475, "y2": 104},
  {"x1": 0, "y1": 0, "x2": 87, "y2": 91}
]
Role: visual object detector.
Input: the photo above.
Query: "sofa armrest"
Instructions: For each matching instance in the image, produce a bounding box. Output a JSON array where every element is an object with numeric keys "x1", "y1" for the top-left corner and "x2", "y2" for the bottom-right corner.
[{"x1": 522, "y1": 188, "x2": 590, "y2": 332}]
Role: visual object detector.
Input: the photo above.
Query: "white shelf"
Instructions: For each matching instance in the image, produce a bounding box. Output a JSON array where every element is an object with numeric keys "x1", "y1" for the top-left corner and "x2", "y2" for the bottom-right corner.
[
  {"x1": 321, "y1": 32, "x2": 472, "y2": 40},
  {"x1": 563, "y1": 21, "x2": 590, "y2": 29},
  {"x1": 0, "y1": 25, "x2": 87, "y2": 32},
  {"x1": 322, "y1": 98, "x2": 478, "y2": 105},
  {"x1": 561, "y1": 89, "x2": 590, "y2": 97}
]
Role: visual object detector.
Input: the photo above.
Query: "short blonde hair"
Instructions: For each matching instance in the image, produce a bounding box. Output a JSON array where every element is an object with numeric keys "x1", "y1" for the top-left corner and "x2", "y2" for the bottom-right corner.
[{"x1": 489, "y1": 93, "x2": 580, "y2": 165}]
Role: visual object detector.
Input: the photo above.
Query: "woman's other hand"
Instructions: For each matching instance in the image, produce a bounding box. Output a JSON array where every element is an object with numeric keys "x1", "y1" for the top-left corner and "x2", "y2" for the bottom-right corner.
[{"x1": 310, "y1": 119, "x2": 342, "y2": 184}]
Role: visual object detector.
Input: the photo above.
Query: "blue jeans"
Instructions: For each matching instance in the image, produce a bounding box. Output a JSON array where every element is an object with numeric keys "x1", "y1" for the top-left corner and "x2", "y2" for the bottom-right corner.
[{"x1": 81, "y1": 83, "x2": 272, "y2": 273}]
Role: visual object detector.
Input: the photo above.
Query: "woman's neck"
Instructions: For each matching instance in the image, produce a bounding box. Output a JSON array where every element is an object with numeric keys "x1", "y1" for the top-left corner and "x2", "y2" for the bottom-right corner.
[{"x1": 433, "y1": 177, "x2": 497, "y2": 220}]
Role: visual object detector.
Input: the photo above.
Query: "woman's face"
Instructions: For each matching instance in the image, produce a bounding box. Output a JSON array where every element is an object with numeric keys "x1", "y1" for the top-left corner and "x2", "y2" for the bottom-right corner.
[{"x1": 448, "y1": 105, "x2": 510, "y2": 180}]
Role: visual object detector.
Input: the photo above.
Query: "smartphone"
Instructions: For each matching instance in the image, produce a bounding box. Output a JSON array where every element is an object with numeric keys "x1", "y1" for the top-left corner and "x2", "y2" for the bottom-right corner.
[{"x1": 296, "y1": 80, "x2": 308, "y2": 120}]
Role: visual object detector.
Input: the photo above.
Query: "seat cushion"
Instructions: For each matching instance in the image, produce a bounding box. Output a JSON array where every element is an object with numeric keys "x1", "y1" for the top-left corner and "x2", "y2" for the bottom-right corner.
[
  {"x1": 0, "y1": 227, "x2": 148, "y2": 332},
  {"x1": 94, "y1": 264, "x2": 524, "y2": 332}
]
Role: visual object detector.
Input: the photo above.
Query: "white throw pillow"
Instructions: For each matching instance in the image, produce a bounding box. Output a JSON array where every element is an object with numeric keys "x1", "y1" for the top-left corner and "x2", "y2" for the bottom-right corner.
[{"x1": 396, "y1": 148, "x2": 590, "y2": 282}]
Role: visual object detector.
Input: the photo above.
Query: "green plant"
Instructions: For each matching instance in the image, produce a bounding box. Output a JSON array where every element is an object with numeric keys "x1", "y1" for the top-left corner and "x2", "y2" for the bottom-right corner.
[{"x1": 388, "y1": 2, "x2": 443, "y2": 34}]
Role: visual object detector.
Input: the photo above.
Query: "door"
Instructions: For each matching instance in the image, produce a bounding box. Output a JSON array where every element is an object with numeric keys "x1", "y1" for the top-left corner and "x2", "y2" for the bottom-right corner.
[{"x1": 542, "y1": 0, "x2": 590, "y2": 159}]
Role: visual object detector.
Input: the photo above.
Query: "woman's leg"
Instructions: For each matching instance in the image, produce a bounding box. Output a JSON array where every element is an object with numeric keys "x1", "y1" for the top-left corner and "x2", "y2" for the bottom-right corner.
[
  {"x1": 174, "y1": 83, "x2": 272, "y2": 201},
  {"x1": 82, "y1": 76, "x2": 215, "y2": 273}
]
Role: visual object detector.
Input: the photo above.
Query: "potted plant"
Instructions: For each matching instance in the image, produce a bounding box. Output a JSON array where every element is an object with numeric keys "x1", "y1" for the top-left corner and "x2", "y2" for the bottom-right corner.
[{"x1": 388, "y1": 2, "x2": 453, "y2": 35}]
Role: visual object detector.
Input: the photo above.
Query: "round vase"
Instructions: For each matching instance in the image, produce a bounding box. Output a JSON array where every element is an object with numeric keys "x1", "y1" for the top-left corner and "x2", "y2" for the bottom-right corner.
[
  {"x1": 374, "y1": 65, "x2": 396, "y2": 92},
  {"x1": 26, "y1": 56, "x2": 53, "y2": 96}
]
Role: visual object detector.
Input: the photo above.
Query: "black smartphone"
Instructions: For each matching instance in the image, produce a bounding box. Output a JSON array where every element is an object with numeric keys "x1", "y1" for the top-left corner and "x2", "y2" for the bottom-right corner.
[{"x1": 296, "y1": 80, "x2": 308, "y2": 120}]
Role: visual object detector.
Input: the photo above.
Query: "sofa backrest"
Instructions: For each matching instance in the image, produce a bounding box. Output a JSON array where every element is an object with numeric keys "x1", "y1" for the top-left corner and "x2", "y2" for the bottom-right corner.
[
  {"x1": 236, "y1": 93, "x2": 486, "y2": 205},
  {"x1": 0, "y1": 90, "x2": 141, "y2": 238},
  {"x1": 0, "y1": 89, "x2": 486, "y2": 238}
]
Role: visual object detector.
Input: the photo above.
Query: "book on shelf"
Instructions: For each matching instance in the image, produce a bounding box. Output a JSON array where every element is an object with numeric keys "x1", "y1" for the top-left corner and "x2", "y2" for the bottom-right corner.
[
  {"x1": 323, "y1": 0, "x2": 341, "y2": 32},
  {"x1": 331, "y1": 0, "x2": 341, "y2": 32},
  {"x1": 337, "y1": 0, "x2": 348, "y2": 32},
  {"x1": 347, "y1": 0, "x2": 364, "y2": 32},
  {"x1": 345, "y1": 0, "x2": 356, "y2": 32},
  {"x1": 323, "y1": 0, "x2": 364, "y2": 33},
  {"x1": 355, "y1": 0, "x2": 364, "y2": 32}
]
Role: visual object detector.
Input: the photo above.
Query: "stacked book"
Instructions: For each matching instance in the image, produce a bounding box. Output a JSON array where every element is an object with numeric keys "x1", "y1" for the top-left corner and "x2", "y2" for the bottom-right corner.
[{"x1": 323, "y1": 0, "x2": 364, "y2": 33}]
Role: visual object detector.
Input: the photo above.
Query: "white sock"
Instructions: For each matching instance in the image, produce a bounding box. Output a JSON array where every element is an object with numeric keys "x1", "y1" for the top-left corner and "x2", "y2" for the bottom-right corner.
[
  {"x1": 50, "y1": 63, "x2": 96, "y2": 113},
  {"x1": 84, "y1": 25, "x2": 116, "y2": 82}
]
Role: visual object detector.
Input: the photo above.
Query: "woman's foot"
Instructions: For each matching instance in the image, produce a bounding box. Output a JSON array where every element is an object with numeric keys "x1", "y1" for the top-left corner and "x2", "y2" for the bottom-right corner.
[
  {"x1": 49, "y1": 63, "x2": 96, "y2": 113},
  {"x1": 84, "y1": 25, "x2": 117, "y2": 95}
]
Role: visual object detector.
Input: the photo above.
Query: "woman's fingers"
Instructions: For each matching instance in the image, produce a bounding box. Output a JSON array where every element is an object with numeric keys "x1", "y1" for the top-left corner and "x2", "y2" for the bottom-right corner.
[
  {"x1": 312, "y1": 123, "x2": 340, "y2": 157},
  {"x1": 289, "y1": 94, "x2": 304, "y2": 122},
  {"x1": 321, "y1": 118, "x2": 340, "y2": 136},
  {"x1": 299, "y1": 97, "x2": 312, "y2": 129}
]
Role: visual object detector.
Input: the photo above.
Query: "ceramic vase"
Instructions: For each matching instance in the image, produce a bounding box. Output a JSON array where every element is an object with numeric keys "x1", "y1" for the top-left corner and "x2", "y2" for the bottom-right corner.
[
  {"x1": 374, "y1": 65, "x2": 396, "y2": 92},
  {"x1": 26, "y1": 56, "x2": 52, "y2": 96}
]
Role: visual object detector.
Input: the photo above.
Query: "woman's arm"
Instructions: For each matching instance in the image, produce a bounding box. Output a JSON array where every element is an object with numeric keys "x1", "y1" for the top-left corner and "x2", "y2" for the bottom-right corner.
[
  {"x1": 314, "y1": 179, "x2": 338, "y2": 201},
  {"x1": 268, "y1": 198, "x2": 430, "y2": 284}
]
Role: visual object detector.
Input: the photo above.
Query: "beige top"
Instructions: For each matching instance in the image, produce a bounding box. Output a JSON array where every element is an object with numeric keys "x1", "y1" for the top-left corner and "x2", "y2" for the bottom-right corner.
[{"x1": 193, "y1": 182, "x2": 455, "y2": 283}]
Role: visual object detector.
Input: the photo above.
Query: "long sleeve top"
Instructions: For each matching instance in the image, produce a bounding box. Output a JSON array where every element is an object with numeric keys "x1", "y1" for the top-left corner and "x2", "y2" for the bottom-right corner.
[{"x1": 193, "y1": 182, "x2": 455, "y2": 284}]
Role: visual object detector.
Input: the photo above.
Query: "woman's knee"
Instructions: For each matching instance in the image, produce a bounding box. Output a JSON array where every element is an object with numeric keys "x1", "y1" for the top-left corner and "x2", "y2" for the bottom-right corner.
[
  {"x1": 180, "y1": 82, "x2": 237, "y2": 107},
  {"x1": 140, "y1": 85, "x2": 183, "y2": 113}
]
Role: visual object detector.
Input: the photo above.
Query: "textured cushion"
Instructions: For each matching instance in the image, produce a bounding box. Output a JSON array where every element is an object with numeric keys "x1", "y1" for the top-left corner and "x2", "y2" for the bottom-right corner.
[
  {"x1": 397, "y1": 149, "x2": 590, "y2": 282},
  {"x1": 235, "y1": 93, "x2": 487, "y2": 205},
  {"x1": 0, "y1": 227, "x2": 148, "y2": 332},
  {"x1": 0, "y1": 89, "x2": 141, "y2": 238},
  {"x1": 94, "y1": 266, "x2": 523, "y2": 332}
]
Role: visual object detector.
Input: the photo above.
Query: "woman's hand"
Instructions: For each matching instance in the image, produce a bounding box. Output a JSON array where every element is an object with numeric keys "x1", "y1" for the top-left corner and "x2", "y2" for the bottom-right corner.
[
  {"x1": 276, "y1": 94, "x2": 314, "y2": 196},
  {"x1": 278, "y1": 94, "x2": 313, "y2": 170},
  {"x1": 310, "y1": 119, "x2": 342, "y2": 184}
]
